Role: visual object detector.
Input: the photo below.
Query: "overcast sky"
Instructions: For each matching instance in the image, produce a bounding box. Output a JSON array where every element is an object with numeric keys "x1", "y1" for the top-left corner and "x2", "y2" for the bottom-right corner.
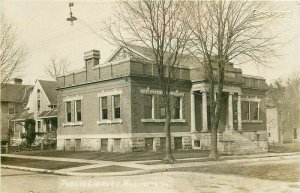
[{"x1": 1, "y1": 0, "x2": 299, "y2": 85}]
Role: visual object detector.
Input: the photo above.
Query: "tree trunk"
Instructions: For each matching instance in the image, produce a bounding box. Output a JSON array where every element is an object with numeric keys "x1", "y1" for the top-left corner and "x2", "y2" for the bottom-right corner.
[
  {"x1": 164, "y1": 98, "x2": 175, "y2": 163},
  {"x1": 209, "y1": 101, "x2": 221, "y2": 160},
  {"x1": 209, "y1": 61, "x2": 225, "y2": 160}
]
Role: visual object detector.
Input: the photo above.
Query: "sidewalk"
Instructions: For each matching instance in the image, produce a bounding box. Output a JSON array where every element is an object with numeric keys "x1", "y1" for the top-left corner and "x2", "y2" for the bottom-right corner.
[{"x1": 1, "y1": 152, "x2": 299, "y2": 177}]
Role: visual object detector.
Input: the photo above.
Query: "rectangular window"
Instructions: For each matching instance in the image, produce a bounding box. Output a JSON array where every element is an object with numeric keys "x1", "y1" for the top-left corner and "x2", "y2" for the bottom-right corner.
[
  {"x1": 38, "y1": 121, "x2": 41, "y2": 131},
  {"x1": 242, "y1": 100, "x2": 260, "y2": 121},
  {"x1": 194, "y1": 140, "x2": 200, "y2": 148},
  {"x1": 145, "y1": 138, "x2": 153, "y2": 151},
  {"x1": 75, "y1": 100, "x2": 82, "y2": 122},
  {"x1": 113, "y1": 95, "x2": 121, "y2": 119},
  {"x1": 158, "y1": 95, "x2": 165, "y2": 119},
  {"x1": 172, "y1": 97, "x2": 181, "y2": 119},
  {"x1": 174, "y1": 137, "x2": 183, "y2": 149},
  {"x1": 101, "y1": 97, "x2": 108, "y2": 120},
  {"x1": 66, "y1": 101, "x2": 72, "y2": 122},
  {"x1": 251, "y1": 102, "x2": 259, "y2": 120},
  {"x1": 144, "y1": 95, "x2": 153, "y2": 119},
  {"x1": 8, "y1": 103, "x2": 15, "y2": 114},
  {"x1": 242, "y1": 101, "x2": 250, "y2": 120},
  {"x1": 37, "y1": 100, "x2": 41, "y2": 111}
]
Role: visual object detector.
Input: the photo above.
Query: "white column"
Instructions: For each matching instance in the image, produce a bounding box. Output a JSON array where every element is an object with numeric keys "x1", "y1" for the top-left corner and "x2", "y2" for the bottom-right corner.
[
  {"x1": 151, "y1": 95, "x2": 155, "y2": 119},
  {"x1": 227, "y1": 92, "x2": 234, "y2": 132},
  {"x1": 190, "y1": 92, "x2": 196, "y2": 132},
  {"x1": 202, "y1": 91, "x2": 208, "y2": 132},
  {"x1": 237, "y1": 93, "x2": 242, "y2": 131}
]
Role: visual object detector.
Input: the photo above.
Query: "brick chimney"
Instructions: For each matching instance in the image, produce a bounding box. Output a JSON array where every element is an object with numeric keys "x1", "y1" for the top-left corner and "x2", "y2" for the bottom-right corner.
[
  {"x1": 14, "y1": 78, "x2": 23, "y2": 85},
  {"x1": 84, "y1": 50, "x2": 100, "y2": 69}
]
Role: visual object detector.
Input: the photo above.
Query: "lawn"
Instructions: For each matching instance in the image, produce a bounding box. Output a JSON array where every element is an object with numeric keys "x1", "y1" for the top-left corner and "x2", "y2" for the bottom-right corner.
[
  {"x1": 15, "y1": 149, "x2": 210, "y2": 162},
  {"x1": 170, "y1": 162, "x2": 300, "y2": 182},
  {"x1": 1, "y1": 157, "x2": 89, "y2": 170},
  {"x1": 269, "y1": 143, "x2": 300, "y2": 153}
]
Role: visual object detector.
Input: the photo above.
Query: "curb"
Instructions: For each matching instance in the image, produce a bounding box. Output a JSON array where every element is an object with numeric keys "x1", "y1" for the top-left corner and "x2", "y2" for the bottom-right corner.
[
  {"x1": 1, "y1": 164, "x2": 166, "y2": 177},
  {"x1": 1, "y1": 165, "x2": 55, "y2": 175}
]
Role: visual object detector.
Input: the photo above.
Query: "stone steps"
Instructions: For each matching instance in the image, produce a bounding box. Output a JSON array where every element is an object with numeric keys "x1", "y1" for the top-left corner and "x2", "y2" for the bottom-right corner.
[{"x1": 220, "y1": 132, "x2": 267, "y2": 155}]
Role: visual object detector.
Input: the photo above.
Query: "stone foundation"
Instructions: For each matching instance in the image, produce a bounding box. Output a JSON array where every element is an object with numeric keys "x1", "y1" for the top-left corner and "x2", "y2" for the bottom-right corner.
[
  {"x1": 57, "y1": 131, "x2": 268, "y2": 154},
  {"x1": 57, "y1": 135, "x2": 193, "y2": 152}
]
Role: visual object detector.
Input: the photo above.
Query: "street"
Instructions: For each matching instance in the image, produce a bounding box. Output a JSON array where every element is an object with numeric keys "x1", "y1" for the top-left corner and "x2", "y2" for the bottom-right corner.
[{"x1": 2, "y1": 156, "x2": 300, "y2": 193}]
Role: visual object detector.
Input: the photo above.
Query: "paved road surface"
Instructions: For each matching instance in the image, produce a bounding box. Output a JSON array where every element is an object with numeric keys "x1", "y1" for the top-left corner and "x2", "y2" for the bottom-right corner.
[{"x1": 2, "y1": 167, "x2": 300, "y2": 193}]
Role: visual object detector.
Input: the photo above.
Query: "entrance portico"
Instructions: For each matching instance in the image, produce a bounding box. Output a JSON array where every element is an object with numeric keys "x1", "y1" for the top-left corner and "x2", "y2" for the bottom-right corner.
[{"x1": 190, "y1": 83, "x2": 243, "y2": 133}]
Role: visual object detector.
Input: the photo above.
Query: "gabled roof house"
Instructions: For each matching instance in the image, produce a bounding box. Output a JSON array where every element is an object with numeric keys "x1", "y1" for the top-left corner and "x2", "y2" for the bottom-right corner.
[
  {"x1": 11, "y1": 79, "x2": 58, "y2": 143},
  {"x1": 0, "y1": 79, "x2": 33, "y2": 143}
]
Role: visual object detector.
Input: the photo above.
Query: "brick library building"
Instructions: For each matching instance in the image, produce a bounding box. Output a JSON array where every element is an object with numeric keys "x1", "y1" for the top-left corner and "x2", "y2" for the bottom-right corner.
[{"x1": 56, "y1": 45, "x2": 268, "y2": 154}]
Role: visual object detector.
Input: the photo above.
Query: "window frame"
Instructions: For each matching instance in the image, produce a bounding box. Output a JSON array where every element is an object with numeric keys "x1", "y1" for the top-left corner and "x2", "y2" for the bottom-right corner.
[
  {"x1": 96, "y1": 90, "x2": 123, "y2": 125},
  {"x1": 75, "y1": 100, "x2": 82, "y2": 122},
  {"x1": 143, "y1": 94, "x2": 154, "y2": 119},
  {"x1": 8, "y1": 103, "x2": 15, "y2": 115},
  {"x1": 172, "y1": 96, "x2": 182, "y2": 119},
  {"x1": 112, "y1": 94, "x2": 121, "y2": 119},
  {"x1": 100, "y1": 96, "x2": 108, "y2": 120},
  {"x1": 241, "y1": 97, "x2": 262, "y2": 123},
  {"x1": 252, "y1": 102, "x2": 260, "y2": 120},
  {"x1": 37, "y1": 121, "x2": 41, "y2": 132},
  {"x1": 65, "y1": 101, "x2": 72, "y2": 123}
]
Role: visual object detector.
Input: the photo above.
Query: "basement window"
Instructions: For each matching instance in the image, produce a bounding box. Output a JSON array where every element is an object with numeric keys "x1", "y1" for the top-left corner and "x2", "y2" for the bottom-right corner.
[{"x1": 194, "y1": 140, "x2": 200, "y2": 148}]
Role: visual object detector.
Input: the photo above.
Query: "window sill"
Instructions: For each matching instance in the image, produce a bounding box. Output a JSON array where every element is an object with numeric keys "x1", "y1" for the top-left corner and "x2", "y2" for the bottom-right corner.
[
  {"x1": 63, "y1": 122, "x2": 83, "y2": 127},
  {"x1": 97, "y1": 119, "x2": 123, "y2": 125},
  {"x1": 141, "y1": 119, "x2": 186, "y2": 123},
  {"x1": 242, "y1": 120, "x2": 263, "y2": 124}
]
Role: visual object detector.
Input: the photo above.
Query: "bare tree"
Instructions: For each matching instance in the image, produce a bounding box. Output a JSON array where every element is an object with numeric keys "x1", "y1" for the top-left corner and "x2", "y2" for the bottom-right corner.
[
  {"x1": 0, "y1": 14, "x2": 27, "y2": 85},
  {"x1": 184, "y1": 1, "x2": 278, "y2": 160},
  {"x1": 106, "y1": 0, "x2": 191, "y2": 162},
  {"x1": 44, "y1": 55, "x2": 69, "y2": 80}
]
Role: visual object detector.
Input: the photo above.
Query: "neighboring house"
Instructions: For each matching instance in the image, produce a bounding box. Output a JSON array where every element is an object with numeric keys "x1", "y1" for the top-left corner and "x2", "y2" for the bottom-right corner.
[
  {"x1": 266, "y1": 107, "x2": 300, "y2": 143},
  {"x1": 266, "y1": 108, "x2": 280, "y2": 143},
  {"x1": 12, "y1": 80, "x2": 58, "y2": 144},
  {"x1": 0, "y1": 79, "x2": 33, "y2": 144},
  {"x1": 56, "y1": 45, "x2": 268, "y2": 154},
  {"x1": 266, "y1": 80, "x2": 300, "y2": 144}
]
